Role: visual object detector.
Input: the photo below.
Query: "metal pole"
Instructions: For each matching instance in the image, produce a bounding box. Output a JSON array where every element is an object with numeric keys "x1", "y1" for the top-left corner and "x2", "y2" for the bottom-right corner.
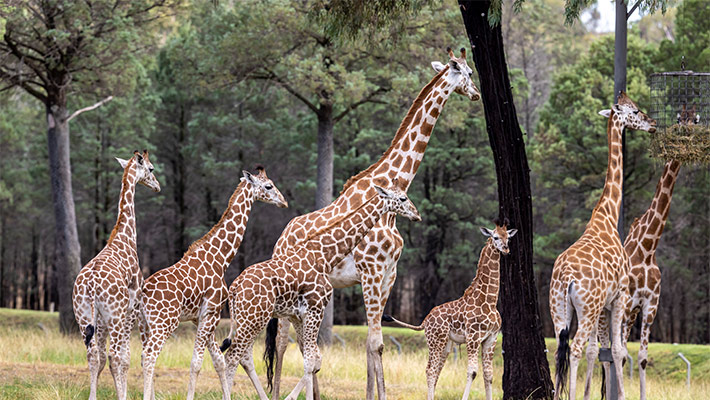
[
  {"x1": 678, "y1": 352, "x2": 691, "y2": 390},
  {"x1": 627, "y1": 353, "x2": 633, "y2": 380},
  {"x1": 333, "y1": 332, "x2": 346, "y2": 349},
  {"x1": 388, "y1": 335, "x2": 402, "y2": 355}
]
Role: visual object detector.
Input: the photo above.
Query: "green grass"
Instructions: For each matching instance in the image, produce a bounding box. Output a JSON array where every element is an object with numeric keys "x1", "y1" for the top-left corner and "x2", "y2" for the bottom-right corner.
[{"x1": 1, "y1": 308, "x2": 709, "y2": 399}]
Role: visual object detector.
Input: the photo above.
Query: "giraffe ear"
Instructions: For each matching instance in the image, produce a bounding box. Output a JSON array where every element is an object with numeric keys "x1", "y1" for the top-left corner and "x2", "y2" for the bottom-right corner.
[
  {"x1": 448, "y1": 59, "x2": 460, "y2": 72},
  {"x1": 507, "y1": 229, "x2": 518, "y2": 238},
  {"x1": 696, "y1": 114, "x2": 701, "y2": 123},
  {"x1": 598, "y1": 109, "x2": 611, "y2": 118},
  {"x1": 242, "y1": 170, "x2": 254, "y2": 183},
  {"x1": 116, "y1": 158, "x2": 129, "y2": 169},
  {"x1": 612, "y1": 103, "x2": 623, "y2": 114},
  {"x1": 431, "y1": 61, "x2": 446, "y2": 73},
  {"x1": 374, "y1": 185, "x2": 392, "y2": 199},
  {"x1": 480, "y1": 227, "x2": 493, "y2": 237}
]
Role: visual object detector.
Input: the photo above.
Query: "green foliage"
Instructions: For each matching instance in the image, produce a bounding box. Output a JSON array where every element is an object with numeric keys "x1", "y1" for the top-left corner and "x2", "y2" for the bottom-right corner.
[{"x1": 656, "y1": 0, "x2": 710, "y2": 70}]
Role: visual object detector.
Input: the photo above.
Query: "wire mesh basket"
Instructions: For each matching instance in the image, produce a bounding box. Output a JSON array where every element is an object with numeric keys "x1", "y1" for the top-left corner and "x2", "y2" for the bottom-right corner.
[{"x1": 649, "y1": 70, "x2": 710, "y2": 164}]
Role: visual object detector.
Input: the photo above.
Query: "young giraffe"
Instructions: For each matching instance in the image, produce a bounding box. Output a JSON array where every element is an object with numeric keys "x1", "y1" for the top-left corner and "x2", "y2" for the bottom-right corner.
[
  {"x1": 139, "y1": 166, "x2": 287, "y2": 400},
  {"x1": 383, "y1": 219, "x2": 517, "y2": 400},
  {"x1": 271, "y1": 47, "x2": 480, "y2": 400},
  {"x1": 549, "y1": 92, "x2": 657, "y2": 400},
  {"x1": 221, "y1": 180, "x2": 421, "y2": 400},
  {"x1": 72, "y1": 150, "x2": 160, "y2": 400},
  {"x1": 600, "y1": 104, "x2": 699, "y2": 400}
]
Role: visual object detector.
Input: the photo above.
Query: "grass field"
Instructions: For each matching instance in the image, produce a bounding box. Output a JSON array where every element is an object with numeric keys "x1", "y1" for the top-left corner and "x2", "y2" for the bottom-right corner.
[{"x1": 1, "y1": 308, "x2": 708, "y2": 399}]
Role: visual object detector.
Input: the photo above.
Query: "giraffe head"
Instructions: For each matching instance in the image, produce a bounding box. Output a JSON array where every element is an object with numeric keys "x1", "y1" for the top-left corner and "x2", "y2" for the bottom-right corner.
[
  {"x1": 431, "y1": 47, "x2": 480, "y2": 101},
  {"x1": 116, "y1": 150, "x2": 161, "y2": 192},
  {"x1": 479, "y1": 218, "x2": 517, "y2": 255},
  {"x1": 598, "y1": 91, "x2": 657, "y2": 133},
  {"x1": 241, "y1": 165, "x2": 288, "y2": 208},
  {"x1": 373, "y1": 180, "x2": 421, "y2": 221},
  {"x1": 677, "y1": 103, "x2": 701, "y2": 126}
]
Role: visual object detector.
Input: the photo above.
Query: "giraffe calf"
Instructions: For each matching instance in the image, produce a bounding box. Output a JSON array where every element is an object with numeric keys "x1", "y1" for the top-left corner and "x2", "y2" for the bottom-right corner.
[{"x1": 383, "y1": 219, "x2": 516, "y2": 400}]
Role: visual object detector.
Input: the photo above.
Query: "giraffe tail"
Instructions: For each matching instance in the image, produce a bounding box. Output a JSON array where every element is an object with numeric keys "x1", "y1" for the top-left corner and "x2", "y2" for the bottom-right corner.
[
  {"x1": 555, "y1": 328, "x2": 571, "y2": 398},
  {"x1": 83, "y1": 277, "x2": 98, "y2": 348},
  {"x1": 382, "y1": 314, "x2": 424, "y2": 331},
  {"x1": 220, "y1": 317, "x2": 236, "y2": 353},
  {"x1": 263, "y1": 318, "x2": 279, "y2": 393}
]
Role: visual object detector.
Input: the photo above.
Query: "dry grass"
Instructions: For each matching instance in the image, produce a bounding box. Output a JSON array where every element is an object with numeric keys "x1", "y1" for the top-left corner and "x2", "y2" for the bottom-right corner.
[
  {"x1": 649, "y1": 124, "x2": 710, "y2": 164},
  {"x1": 1, "y1": 309, "x2": 709, "y2": 399}
]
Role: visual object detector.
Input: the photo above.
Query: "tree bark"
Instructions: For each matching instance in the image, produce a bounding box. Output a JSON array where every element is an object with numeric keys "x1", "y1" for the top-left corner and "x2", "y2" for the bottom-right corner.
[
  {"x1": 47, "y1": 102, "x2": 82, "y2": 334},
  {"x1": 459, "y1": 1, "x2": 554, "y2": 398},
  {"x1": 614, "y1": 0, "x2": 628, "y2": 241},
  {"x1": 316, "y1": 103, "x2": 335, "y2": 346}
]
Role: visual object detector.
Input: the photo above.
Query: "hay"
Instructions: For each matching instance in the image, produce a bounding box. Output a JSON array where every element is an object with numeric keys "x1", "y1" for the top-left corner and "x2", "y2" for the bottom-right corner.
[{"x1": 649, "y1": 124, "x2": 710, "y2": 164}]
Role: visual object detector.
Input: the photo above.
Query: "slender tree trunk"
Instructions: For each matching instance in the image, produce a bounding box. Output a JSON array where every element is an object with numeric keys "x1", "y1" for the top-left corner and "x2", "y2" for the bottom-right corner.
[
  {"x1": 459, "y1": 2, "x2": 554, "y2": 398},
  {"x1": 316, "y1": 103, "x2": 335, "y2": 346},
  {"x1": 614, "y1": 0, "x2": 628, "y2": 241},
  {"x1": 46, "y1": 102, "x2": 82, "y2": 333}
]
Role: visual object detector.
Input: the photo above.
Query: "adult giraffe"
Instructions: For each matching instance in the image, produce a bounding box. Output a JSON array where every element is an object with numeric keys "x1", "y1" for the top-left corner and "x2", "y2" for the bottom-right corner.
[
  {"x1": 270, "y1": 48, "x2": 480, "y2": 400},
  {"x1": 549, "y1": 92, "x2": 656, "y2": 400},
  {"x1": 603, "y1": 104, "x2": 698, "y2": 400},
  {"x1": 72, "y1": 150, "x2": 160, "y2": 400}
]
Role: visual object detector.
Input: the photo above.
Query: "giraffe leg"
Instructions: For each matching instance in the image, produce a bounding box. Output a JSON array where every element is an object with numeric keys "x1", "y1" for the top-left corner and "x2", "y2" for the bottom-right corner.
[
  {"x1": 598, "y1": 311, "x2": 612, "y2": 400},
  {"x1": 186, "y1": 313, "x2": 220, "y2": 400},
  {"x1": 285, "y1": 310, "x2": 322, "y2": 400},
  {"x1": 569, "y1": 310, "x2": 599, "y2": 400},
  {"x1": 106, "y1": 309, "x2": 130, "y2": 400},
  {"x1": 241, "y1": 351, "x2": 270, "y2": 400},
  {"x1": 583, "y1": 323, "x2": 599, "y2": 400},
  {"x1": 206, "y1": 330, "x2": 231, "y2": 400},
  {"x1": 141, "y1": 330, "x2": 168, "y2": 400},
  {"x1": 271, "y1": 318, "x2": 291, "y2": 400},
  {"x1": 363, "y1": 256, "x2": 398, "y2": 400},
  {"x1": 424, "y1": 332, "x2": 450, "y2": 400},
  {"x1": 87, "y1": 322, "x2": 108, "y2": 400},
  {"x1": 480, "y1": 333, "x2": 497, "y2": 400},
  {"x1": 610, "y1": 295, "x2": 628, "y2": 400},
  {"x1": 638, "y1": 298, "x2": 658, "y2": 400},
  {"x1": 461, "y1": 333, "x2": 482, "y2": 400}
]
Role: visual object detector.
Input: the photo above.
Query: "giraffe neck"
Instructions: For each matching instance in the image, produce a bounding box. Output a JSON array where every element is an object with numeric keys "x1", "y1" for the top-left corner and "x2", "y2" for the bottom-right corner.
[
  {"x1": 183, "y1": 180, "x2": 254, "y2": 277},
  {"x1": 590, "y1": 111, "x2": 625, "y2": 227},
  {"x1": 106, "y1": 161, "x2": 139, "y2": 249},
  {"x1": 465, "y1": 240, "x2": 500, "y2": 303},
  {"x1": 624, "y1": 159, "x2": 681, "y2": 253},
  {"x1": 301, "y1": 196, "x2": 386, "y2": 273},
  {"x1": 341, "y1": 66, "x2": 454, "y2": 192}
]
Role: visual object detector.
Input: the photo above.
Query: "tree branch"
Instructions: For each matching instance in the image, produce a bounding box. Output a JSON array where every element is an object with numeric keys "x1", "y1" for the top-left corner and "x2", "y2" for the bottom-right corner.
[
  {"x1": 66, "y1": 95, "x2": 113, "y2": 122},
  {"x1": 334, "y1": 86, "x2": 390, "y2": 122},
  {"x1": 627, "y1": 0, "x2": 643, "y2": 19},
  {"x1": 256, "y1": 68, "x2": 319, "y2": 113}
]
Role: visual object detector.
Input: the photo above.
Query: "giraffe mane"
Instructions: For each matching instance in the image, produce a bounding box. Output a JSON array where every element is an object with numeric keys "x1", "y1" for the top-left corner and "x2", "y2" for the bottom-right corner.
[
  {"x1": 182, "y1": 180, "x2": 248, "y2": 257},
  {"x1": 296, "y1": 193, "x2": 380, "y2": 245},
  {"x1": 107, "y1": 156, "x2": 137, "y2": 245},
  {"x1": 339, "y1": 66, "x2": 449, "y2": 195}
]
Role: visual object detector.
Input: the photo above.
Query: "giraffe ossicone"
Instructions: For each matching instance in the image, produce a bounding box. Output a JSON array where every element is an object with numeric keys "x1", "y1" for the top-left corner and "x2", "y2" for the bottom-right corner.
[
  {"x1": 221, "y1": 179, "x2": 421, "y2": 400},
  {"x1": 383, "y1": 218, "x2": 515, "y2": 400},
  {"x1": 550, "y1": 91, "x2": 656, "y2": 400},
  {"x1": 72, "y1": 150, "x2": 160, "y2": 400},
  {"x1": 270, "y1": 47, "x2": 480, "y2": 400},
  {"x1": 139, "y1": 165, "x2": 287, "y2": 400}
]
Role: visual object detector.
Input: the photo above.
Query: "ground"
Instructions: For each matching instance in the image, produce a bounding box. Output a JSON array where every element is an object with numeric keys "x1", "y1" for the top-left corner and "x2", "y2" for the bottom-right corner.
[{"x1": 0, "y1": 308, "x2": 707, "y2": 399}]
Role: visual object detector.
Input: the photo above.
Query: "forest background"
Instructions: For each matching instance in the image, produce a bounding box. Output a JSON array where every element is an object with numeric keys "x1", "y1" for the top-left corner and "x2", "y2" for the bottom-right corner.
[{"x1": 1, "y1": 0, "x2": 709, "y2": 345}]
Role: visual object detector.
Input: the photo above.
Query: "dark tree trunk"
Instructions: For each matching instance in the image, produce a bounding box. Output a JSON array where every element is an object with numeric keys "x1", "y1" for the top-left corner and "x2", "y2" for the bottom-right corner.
[
  {"x1": 316, "y1": 102, "x2": 335, "y2": 346},
  {"x1": 459, "y1": 1, "x2": 554, "y2": 398},
  {"x1": 614, "y1": 0, "x2": 628, "y2": 241},
  {"x1": 47, "y1": 102, "x2": 82, "y2": 334},
  {"x1": 172, "y1": 104, "x2": 189, "y2": 261}
]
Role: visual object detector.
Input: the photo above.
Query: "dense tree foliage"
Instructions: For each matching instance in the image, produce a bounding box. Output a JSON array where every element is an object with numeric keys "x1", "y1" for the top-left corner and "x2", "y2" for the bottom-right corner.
[{"x1": 0, "y1": 0, "x2": 708, "y2": 347}]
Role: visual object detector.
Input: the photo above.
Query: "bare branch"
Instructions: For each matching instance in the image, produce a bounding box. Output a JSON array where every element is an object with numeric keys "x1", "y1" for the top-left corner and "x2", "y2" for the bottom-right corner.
[
  {"x1": 255, "y1": 68, "x2": 319, "y2": 113},
  {"x1": 66, "y1": 95, "x2": 113, "y2": 122},
  {"x1": 334, "y1": 86, "x2": 390, "y2": 122},
  {"x1": 627, "y1": 0, "x2": 643, "y2": 20}
]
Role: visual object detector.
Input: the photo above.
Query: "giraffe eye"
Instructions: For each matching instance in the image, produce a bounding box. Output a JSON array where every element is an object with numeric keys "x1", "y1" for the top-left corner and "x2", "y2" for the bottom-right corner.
[
  {"x1": 633, "y1": 110, "x2": 639, "y2": 115},
  {"x1": 149, "y1": 167, "x2": 154, "y2": 173},
  {"x1": 265, "y1": 184, "x2": 273, "y2": 190},
  {"x1": 399, "y1": 197, "x2": 407, "y2": 202}
]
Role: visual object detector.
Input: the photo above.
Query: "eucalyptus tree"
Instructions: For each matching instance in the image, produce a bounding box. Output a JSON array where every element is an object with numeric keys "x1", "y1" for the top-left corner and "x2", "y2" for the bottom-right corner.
[{"x1": 0, "y1": 0, "x2": 178, "y2": 333}]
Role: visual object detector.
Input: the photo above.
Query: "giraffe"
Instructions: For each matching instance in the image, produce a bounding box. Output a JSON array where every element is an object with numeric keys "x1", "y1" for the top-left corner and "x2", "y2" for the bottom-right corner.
[
  {"x1": 383, "y1": 219, "x2": 517, "y2": 400},
  {"x1": 139, "y1": 166, "x2": 287, "y2": 400},
  {"x1": 220, "y1": 180, "x2": 421, "y2": 400},
  {"x1": 72, "y1": 150, "x2": 160, "y2": 400},
  {"x1": 601, "y1": 103, "x2": 698, "y2": 400},
  {"x1": 549, "y1": 91, "x2": 657, "y2": 400},
  {"x1": 271, "y1": 47, "x2": 480, "y2": 400}
]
